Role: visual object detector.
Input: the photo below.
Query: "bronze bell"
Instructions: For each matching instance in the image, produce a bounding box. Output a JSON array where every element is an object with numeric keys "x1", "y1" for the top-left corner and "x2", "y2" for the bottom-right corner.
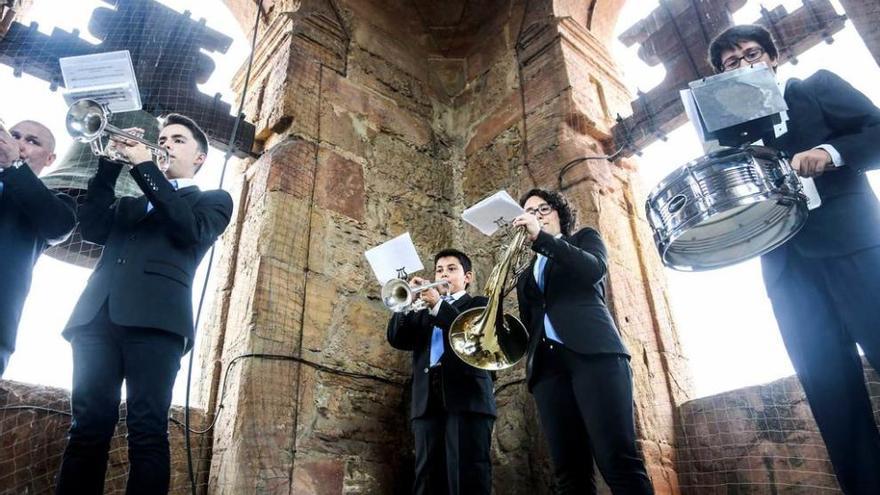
[{"x1": 41, "y1": 109, "x2": 161, "y2": 268}]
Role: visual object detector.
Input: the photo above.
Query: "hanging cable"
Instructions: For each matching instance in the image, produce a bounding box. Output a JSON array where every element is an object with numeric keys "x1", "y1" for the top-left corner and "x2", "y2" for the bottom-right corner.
[
  {"x1": 557, "y1": 145, "x2": 625, "y2": 191},
  {"x1": 183, "y1": 1, "x2": 264, "y2": 493}
]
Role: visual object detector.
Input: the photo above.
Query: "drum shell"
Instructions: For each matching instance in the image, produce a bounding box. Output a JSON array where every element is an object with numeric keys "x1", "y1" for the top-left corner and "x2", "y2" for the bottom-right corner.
[{"x1": 646, "y1": 146, "x2": 808, "y2": 271}]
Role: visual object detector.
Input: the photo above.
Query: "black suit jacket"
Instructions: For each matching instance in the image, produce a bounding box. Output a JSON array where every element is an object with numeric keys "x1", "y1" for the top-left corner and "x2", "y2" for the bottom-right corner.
[
  {"x1": 63, "y1": 158, "x2": 233, "y2": 350},
  {"x1": 516, "y1": 228, "x2": 629, "y2": 389},
  {"x1": 762, "y1": 70, "x2": 880, "y2": 286},
  {"x1": 387, "y1": 293, "x2": 496, "y2": 419},
  {"x1": 0, "y1": 165, "x2": 76, "y2": 355}
]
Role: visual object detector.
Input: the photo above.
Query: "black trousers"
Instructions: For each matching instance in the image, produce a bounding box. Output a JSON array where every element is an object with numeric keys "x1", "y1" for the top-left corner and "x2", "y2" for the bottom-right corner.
[
  {"x1": 56, "y1": 303, "x2": 185, "y2": 495},
  {"x1": 767, "y1": 247, "x2": 880, "y2": 495},
  {"x1": 532, "y1": 341, "x2": 653, "y2": 495},
  {"x1": 411, "y1": 366, "x2": 494, "y2": 495}
]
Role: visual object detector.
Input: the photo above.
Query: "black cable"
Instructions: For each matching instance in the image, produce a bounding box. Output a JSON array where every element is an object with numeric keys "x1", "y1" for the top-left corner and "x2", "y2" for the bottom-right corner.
[
  {"x1": 182, "y1": 1, "x2": 264, "y2": 493},
  {"x1": 493, "y1": 378, "x2": 526, "y2": 397},
  {"x1": 0, "y1": 355, "x2": 521, "y2": 437},
  {"x1": 183, "y1": 352, "x2": 409, "y2": 436},
  {"x1": 0, "y1": 405, "x2": 190, "y2": 429},
  {"x1": 513, "y1": 0, "x2": 539, "y2": 189},
  {"x1": 556, "y1": 145, "x2": 625, "y2": 191}
]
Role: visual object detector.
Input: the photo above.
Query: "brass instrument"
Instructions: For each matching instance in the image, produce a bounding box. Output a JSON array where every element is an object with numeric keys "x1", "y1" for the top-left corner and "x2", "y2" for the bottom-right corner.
[
  {"x1": 65, "y1": 99, "x2": 170, "y2": 166},
  {"x1": 448, "y1": 227, "x2": 530, "y2": 370},
  {"x1": 382, "y1": 278, "x2": 450, "y2": 313}
]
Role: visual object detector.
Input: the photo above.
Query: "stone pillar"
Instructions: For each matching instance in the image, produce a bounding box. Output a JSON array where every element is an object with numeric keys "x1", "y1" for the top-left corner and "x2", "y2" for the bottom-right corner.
[
  {"x1": 205, "y1": 0, "x2": 690, "y2": 492},
  {"x1": 201, "y1": 0, "x2": 456, "y2": 492},
  {"x1": 839, "y1": 0, "x2": 880, "y2": 67}
]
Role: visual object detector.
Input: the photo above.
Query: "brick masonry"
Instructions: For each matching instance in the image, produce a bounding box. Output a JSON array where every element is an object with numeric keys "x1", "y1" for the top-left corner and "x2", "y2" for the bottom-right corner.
[
  {"x1": 0, "y1": 380, "x2": 210, "y2": 494},
  {"x1": 676, "y1": 360, "x2": 880, "y2": 494}
]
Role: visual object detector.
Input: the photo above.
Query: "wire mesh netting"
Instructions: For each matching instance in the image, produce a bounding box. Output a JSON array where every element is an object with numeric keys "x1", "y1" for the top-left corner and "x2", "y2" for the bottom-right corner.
[
  {"x1": 0, "y1": 0, "x2": 249, "y2": 492},
  {"x1": 0, "y1": 380, "x2": 211, "y2": 493},
  {"x1": 674, "y1": 361, "x2": 880, "y2": 494},
  {"x1": 0, "y1": 0, "x2": 252, "y2": 266},
  {"x1": 2, "y1": 0, "x2": 880, "y2": 493}
]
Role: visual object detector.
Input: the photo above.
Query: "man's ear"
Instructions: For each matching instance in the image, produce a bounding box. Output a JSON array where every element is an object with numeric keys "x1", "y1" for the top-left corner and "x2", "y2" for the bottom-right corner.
[
  {"x1": 464, "y1": 270, "x2": 474, "y2": 285},
  {"x1": 46, "y1": 152, "x2": 57, "y2": 168},
  {"x1": 193, "y1": 152, "x2": 207, "y2": 171}
]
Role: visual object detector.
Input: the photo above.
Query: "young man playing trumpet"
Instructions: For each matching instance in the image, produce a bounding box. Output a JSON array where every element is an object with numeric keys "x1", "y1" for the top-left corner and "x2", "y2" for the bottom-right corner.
[
  {"x1": 56, "y1": 114, "x2": 233, "y2": 495},
  {"x1": 386, "y1": 249, "x2": 495, "y2": 495}
]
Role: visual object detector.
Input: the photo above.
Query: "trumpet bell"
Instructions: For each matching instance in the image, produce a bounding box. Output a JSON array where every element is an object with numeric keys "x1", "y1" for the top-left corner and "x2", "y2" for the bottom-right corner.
[
  {"x1": 66, "y1": 99, "x2": 108, "y2": 142},
  {"x1": 449, "y1": 307, "x2": 529, "y2": 370},
  {"x1": 382, "y1": 279, "x2": 413, "y2": 312}
]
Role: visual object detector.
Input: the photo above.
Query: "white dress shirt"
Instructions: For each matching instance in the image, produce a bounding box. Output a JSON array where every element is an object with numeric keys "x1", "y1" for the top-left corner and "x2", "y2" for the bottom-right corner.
[{"x1": 429, "y1": 289, "x2": 466, "y2": 316}]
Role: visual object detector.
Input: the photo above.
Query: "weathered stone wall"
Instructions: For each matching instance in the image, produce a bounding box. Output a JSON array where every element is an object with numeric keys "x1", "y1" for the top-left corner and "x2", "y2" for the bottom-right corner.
[
  {"x1": 200, "y1": 0, "x2": 691, "y2": 493},
  {"x1": 198, "y1": 0, "x2": 455, "y2": 492},
  {"x1": 676, "y1": 361, "x2": 880, "y2": 494},
  {"x1": 0, "y1": 380, "x2": 209, "y2": 493}
]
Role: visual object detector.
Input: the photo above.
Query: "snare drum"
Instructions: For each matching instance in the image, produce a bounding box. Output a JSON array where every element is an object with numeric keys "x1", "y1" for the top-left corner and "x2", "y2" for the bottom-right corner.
[{"x1": 646, "y1": 146, "x2": 808, "y2": 271}]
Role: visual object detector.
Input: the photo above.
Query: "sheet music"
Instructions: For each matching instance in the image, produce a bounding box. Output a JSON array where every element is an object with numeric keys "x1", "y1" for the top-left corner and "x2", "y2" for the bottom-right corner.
[
  {"x1": 461, "y1": 190, "x2": 525, "y2": 236},
  {"x1": 59, "y1": 51, "x2": 142, "y2": 113},
  {"x1": 364, "y1": 232, "x2": 425, "y2": 284}
]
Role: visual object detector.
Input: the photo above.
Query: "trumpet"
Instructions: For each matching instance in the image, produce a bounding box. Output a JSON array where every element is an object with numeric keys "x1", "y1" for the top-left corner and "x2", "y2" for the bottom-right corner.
[
  {"x1": 382, "y1": 278, "x2": 450, "y2": 313},
  {"x1": 65, "y1": 99, "x2": 170, "y2": 166}
]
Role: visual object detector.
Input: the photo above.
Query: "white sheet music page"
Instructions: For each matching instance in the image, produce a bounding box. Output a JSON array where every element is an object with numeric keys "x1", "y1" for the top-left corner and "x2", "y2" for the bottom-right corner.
[
  {"x1": 461, "y1": 190, "x2": 525, "y2": 236},
  {"x1": 59, "y1": 50, "x2": 142, "y2": 113},
  {"x1": 364, "y1": 232, "x2": 425, "y2": 285}
]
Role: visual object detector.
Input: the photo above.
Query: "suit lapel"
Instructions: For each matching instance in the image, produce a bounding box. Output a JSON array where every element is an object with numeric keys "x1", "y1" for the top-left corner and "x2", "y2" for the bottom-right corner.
[{"x1": 453, "y1": 293, "x2": 472, "y2": 309}]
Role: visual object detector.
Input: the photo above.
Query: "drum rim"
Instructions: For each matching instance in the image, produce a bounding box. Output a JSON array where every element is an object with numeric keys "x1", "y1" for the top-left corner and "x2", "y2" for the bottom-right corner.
[
  {"x1": 646, "y1": 145, "x2": 783, "y2": 202},
  {"x1": 655, "y1": 191, "x2": 808, "y2": 271}
]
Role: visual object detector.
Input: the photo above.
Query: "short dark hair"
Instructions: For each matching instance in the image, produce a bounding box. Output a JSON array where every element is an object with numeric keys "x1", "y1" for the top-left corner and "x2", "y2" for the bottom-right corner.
[
  {"x1": 708, "y1": 24, "x2": 778, "y2": 73},
  {"x1": 519, "y1": 188, "x2": 576, "y2": 236},
  {"x1": 434, "y1": 248, "x2": 473, "y2": 274},
  {"x1": 161, "y1": 113, "x2": 209, "y2": 155}
]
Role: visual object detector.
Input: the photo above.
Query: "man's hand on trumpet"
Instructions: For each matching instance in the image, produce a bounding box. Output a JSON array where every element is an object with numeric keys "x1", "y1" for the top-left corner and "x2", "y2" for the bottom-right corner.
[
  {"x1": 0, "y1": 124, "x2": 20, "y2": 167},
  {"x1": 108, "y1": 127, "x2": 152, "y2": 167},
  {"x1": 410, "y1": 276, "x2": 441, "y2": 308}
]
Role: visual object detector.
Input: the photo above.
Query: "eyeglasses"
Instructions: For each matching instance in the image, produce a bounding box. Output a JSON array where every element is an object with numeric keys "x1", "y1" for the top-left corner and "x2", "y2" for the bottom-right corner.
[
  {"x1": 720, "y1": 47, "x2": 765, "y2": 71},
  {"x1": 524, "y1": 204, "x2": 554, "y2": 216}
]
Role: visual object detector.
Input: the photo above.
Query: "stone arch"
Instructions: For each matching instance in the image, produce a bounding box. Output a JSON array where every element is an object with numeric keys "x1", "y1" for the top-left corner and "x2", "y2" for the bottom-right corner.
[{"x1": 586, "y1": 0, "x2": 629, "y2": 45}]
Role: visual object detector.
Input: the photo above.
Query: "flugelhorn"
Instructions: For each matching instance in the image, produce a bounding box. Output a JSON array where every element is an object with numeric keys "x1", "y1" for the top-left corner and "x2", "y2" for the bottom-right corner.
[
  {"x1": 448, "y1": 227, "x2": 530, "y2": 370},
  {"x1": 65, "y1": 99, "x2": 170, "y2": 166},
  {"x1": 382, "y1": 278, "x2": 450, "y2": 313}
]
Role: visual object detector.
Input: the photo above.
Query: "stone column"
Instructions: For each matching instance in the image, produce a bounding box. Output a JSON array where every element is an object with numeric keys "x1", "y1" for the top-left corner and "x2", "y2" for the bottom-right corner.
[
  {"x1": 201, "y1": 0, "x2": 457, "y2": 492},
  {"x1": 839, "y1": 0, "x2": 880, "y2": 67}
]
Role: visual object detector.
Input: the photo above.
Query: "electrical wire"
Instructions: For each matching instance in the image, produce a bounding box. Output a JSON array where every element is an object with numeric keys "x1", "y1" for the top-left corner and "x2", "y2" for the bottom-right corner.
[
  {"x1": 556, "y1": 145, "x2": 625, "y2": 191},
  {"x1": 182, "y1": 1, "x2": 264, "y2": 492}
]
